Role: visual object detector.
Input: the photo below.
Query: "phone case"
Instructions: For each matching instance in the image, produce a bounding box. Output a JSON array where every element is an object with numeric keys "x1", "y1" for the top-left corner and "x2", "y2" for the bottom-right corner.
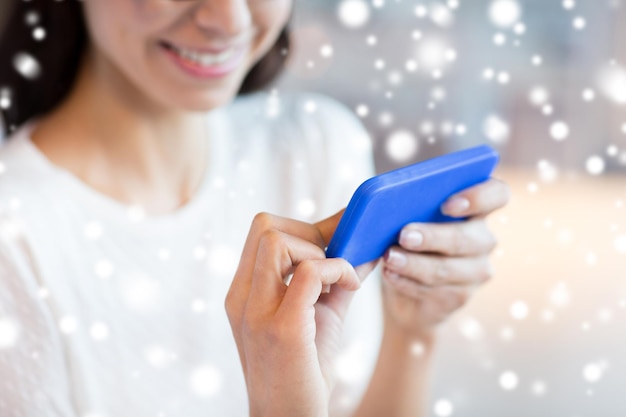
[{"x1": 326, "y1": 145, "x2": 500, "y2": 267}]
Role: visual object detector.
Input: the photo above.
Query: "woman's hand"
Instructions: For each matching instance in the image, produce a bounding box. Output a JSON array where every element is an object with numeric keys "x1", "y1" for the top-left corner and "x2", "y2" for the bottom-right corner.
[
  {"x1": 381, "y1": 178, "x2": 510, "y2": 338},
  {"x1": 225, "y1": 211, "x2": 375, "y2": 417}
]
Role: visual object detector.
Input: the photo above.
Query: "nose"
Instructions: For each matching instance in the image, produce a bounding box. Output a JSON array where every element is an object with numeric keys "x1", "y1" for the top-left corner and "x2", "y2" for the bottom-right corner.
[{"x1": 192, "y1": 0, "x2": 253, "y2": 39}]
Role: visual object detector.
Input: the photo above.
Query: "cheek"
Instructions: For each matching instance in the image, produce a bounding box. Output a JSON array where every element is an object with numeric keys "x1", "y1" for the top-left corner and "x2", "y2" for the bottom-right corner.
[
  {"x1": 83, "y1": 0, "x2": 173, "y2": 59},
  {"x1": 127, "y1": 0, "x2": 184, "y2": 29}
]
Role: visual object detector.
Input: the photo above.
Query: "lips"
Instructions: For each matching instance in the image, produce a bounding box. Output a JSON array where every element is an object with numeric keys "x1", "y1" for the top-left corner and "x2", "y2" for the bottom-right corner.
[
  {"x1": 159, "y1": 41, "x2": 238, "y2": 67},
  {"x1": 159, "y1": 38, "x2": 249, "y2": 79}
]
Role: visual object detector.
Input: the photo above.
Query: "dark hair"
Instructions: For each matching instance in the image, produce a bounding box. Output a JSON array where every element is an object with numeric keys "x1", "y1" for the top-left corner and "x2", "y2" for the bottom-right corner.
[{"x1": 0, "y1": 0, "x2": 290, "y2": 136}]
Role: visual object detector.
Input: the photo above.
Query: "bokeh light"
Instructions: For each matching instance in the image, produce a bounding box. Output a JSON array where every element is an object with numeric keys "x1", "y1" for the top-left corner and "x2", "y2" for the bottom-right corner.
[
  {"x1": 13, "y1": 52, "x2": 41, "y2": 80},
  {"x1": 338, "y1": 0, "x2": 371, "y2": 28},
  {"x1": 488, "y1": 0, "x2": 522, "y2": 28},
  {"x1": 385, "y1": 129, "x2": 419, "y2": 162},
  {"x1": 550, "y1": 121, "x2": 570, "y2": 141}
]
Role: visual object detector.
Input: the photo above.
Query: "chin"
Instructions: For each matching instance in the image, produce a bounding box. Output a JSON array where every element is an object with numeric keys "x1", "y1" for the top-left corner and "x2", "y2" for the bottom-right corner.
[{"x1": 167, "y1": 86, "x2": 242, "y2": 113}]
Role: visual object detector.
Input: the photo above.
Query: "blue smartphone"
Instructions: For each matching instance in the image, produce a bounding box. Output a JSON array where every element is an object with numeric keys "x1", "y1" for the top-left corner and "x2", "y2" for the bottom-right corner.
[{"x1": 325, "y1": 145, "x2": 500, "y2": 267}]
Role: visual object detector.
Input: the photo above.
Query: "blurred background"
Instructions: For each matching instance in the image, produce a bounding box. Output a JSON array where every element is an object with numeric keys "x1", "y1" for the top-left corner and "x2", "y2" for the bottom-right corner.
[
  {"x1": 277, "y1": 1, "x2": 626, "y2": 416},
  {"x1": 281, "y1": 0, "x2": 626, "y2": 173},
  {"x1": 1, "y1": 0, "x2": 626, "y2": 416}
]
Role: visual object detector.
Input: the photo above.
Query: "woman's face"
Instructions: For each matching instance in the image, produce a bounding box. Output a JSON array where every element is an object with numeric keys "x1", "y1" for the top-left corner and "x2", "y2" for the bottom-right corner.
[{"x1": 82, "y1": 0, "x2": 292, "y2": 112}]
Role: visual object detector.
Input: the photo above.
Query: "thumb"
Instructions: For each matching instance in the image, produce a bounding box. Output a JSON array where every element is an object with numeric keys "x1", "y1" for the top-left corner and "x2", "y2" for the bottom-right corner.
[{"x1": 315, "y1": 208, "x2": 346, "y2": 248}]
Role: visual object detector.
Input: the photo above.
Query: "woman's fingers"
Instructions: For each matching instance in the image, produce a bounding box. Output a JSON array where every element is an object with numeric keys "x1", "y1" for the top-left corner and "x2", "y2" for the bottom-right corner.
[
  {"x1": 227, "y1": 213, "x2": 326, "y2": 314},
  {"x1": 229, "y1": 210, "x2": 360, "y2": 335},
  {"x1": 384, "y1": 249, "x2": 493, "y2": 286},
  {"x1": 441, "y1": 177, "x2": 511, "y2": 218},
  {"x1": 277, "y1": 258, "x2": 361, "y2": 322},
  {"x1": 380, "y1": 178, "x2": 510, "y2": 336},
  {"x1": 246, "y1": 230, "x2": 327, "y2": 315},
  {"x1": 397, "y1": 218, "x2": 497, "y2": 257}
]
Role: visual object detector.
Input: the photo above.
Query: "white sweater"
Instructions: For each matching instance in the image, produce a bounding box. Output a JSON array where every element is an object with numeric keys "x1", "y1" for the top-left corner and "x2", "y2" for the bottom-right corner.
[{"x1": 0, "y1": 92, "x2": 383, "y2": 417}]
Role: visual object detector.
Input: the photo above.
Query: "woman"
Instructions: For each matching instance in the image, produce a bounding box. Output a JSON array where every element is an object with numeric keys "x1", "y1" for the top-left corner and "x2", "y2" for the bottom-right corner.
[{"x1": 0, "y1": 1, "x2": 509, "y2": 416}]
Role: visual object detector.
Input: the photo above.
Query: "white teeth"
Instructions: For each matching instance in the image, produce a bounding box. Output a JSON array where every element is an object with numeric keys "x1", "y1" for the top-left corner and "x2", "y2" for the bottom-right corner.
[{"x1": 170, "y1": 44, "x2": 234, "y2": 67}]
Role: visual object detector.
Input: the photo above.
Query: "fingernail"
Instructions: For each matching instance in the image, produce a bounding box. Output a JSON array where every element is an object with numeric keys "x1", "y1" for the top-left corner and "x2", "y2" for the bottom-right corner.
[
  {"x1": 442, "y1": 196, "x2": 470, "y2": 216},
  {"x1": 400, "y1": 229, "x2": 423, "y2": 249},
  {"x1": 385, "y1": 249, "x2": 407, "y2": 268}
]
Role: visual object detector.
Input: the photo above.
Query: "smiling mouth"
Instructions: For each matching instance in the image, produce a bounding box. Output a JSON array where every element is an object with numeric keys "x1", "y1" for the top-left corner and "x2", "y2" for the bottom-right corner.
[{"x1": 159, "y1": 41, "x2": 238, "y2": 67}]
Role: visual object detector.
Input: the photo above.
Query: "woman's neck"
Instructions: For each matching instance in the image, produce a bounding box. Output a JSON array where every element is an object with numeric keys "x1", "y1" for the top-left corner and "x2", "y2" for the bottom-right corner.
[{"x1": 31, "y1": 47, "x2": 212, "y2": 215}]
